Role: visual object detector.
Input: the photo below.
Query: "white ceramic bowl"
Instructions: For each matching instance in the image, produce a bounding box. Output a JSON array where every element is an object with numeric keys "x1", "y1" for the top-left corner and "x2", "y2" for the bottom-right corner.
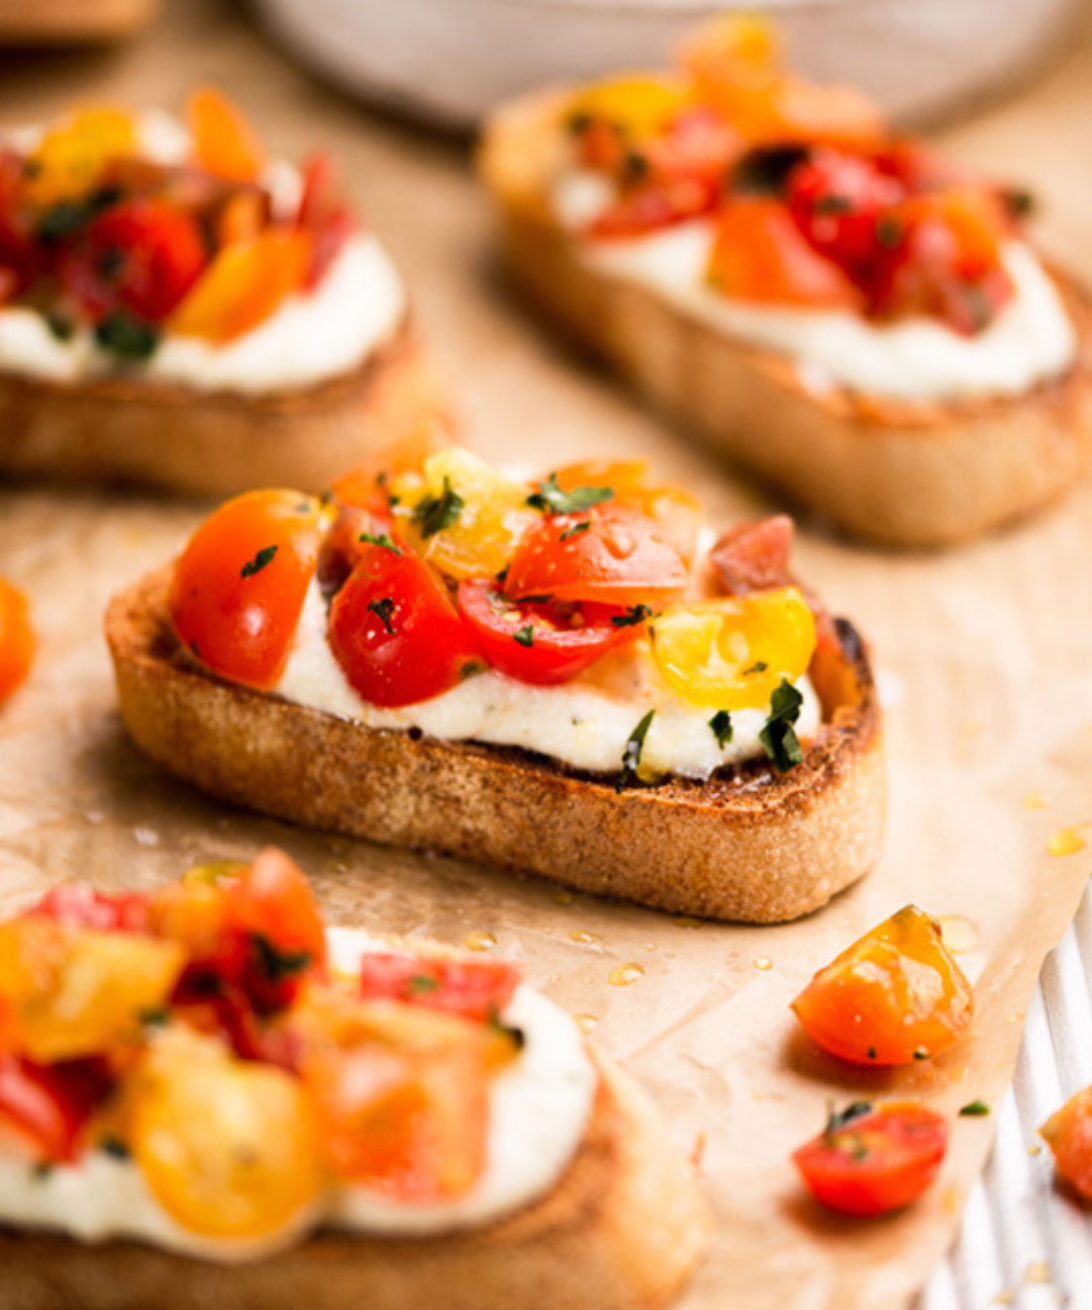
[{"x1": 252, "y1": 0, "x2": 1080, "y2": 131}]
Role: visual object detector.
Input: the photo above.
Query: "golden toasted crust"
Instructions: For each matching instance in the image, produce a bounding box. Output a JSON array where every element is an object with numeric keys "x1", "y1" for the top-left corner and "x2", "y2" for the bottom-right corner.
[
  {"x1": 104, "y1": 566, "x2": 885, "y2": 923},
  {"x1": 478, "y1": 91, "x2": 1092, "y2": 548},
  {"x1": 0, "y1": 318, "x2": 447, "y2": 498},
  {"x1": 0, "y1": 1054, "x2": 709, "y2": 1310}
]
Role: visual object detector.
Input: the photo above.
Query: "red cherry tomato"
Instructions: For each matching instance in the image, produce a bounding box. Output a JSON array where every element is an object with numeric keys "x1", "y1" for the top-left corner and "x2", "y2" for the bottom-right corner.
[
  {"x1": 26, "y1": 885, "x2": 150, "y2": 934},
  {"x1": 359, "y1": 952, "x2": 520, "y2": 1023},
  {"x1": 170, "y1": 490, "x2": 328, "y2": 691},
  {"x1": 224, "y1": 847, "x2": 327, "y2": 978},
  {"x1": 60, "y1": 200, "x2": 208, "y2": 322},
  {"x1": 456, "y1": 580, "x2": 635, "y2": 685},
  {"x1": 0, "y1": 1054, "x2": 114, "y2": 1163},
  {"x1": 786, "y1": 147, "x2": 904, "y2": 279},
  {"x1": 0, "y1": 577, "x2": 34, "y2": 706},
  {"x1": 794, "y1": 1101, "x2": 949, "y2": 1217},
  {"x1": 328, "y1": 540, "x2": 482, "y2": 708},
  {"x1": 505, "y1": 504, "x2": 688, "y2": 609},
  {"x1": 1041, "y1": 1086, "x2": 1092, "y2": 1202}
]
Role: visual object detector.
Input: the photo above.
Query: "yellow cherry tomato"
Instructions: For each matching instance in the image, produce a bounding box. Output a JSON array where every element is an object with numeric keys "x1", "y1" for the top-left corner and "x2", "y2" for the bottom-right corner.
[
  {"x1": 25, "y1": 108, "x2": 137, "y2": 208},
  {"x1": 650, "y1": 586, "x2": 816, "y2": 709},
  {"x1": 567, "y1": 74, "x2": 692, "y2": 141},
  {"x1": 0, "y1": 920, "x2": 183, "y2": 1063},
  {"x1": 392, "y1": 447, "x2": 537, "y2": 580},
  {"x1": 131, "y1": 1030, "x2": 323, "y2": 1240}
]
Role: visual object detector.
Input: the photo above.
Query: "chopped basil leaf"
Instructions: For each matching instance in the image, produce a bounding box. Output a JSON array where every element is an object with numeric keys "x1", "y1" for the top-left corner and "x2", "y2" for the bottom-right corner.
[
  {"x1": 730, "y1": 145, "x2": 808, "y2": 196},
  {"x1": 45, "y1": 310, "x2": 75, "y2": 342},
  {"x1": 759, "y1": 679, "x2": 804, "y2": 772},
  {"x1": 413, "y1": 476, "x2": 464, "y2": 538},
  {"x1": 99, "y1": 1134, "x2": 130, "y2": 1161},
  {"x1": 825, "y1": 1100, "x2": 873, "y2": 1137},
  {"x1": 559, "y1": 520, "x2": 591, "y2": 541},
  {"x1": 611, "y1": 604, "x2": 652, "y2": 628},
  {"x1": 743, "y1": 661, "x2": 768, "y2": 675},
  {"x1": 708, "y1": 710, "x2": 733, "y2": 749},
  {"x1": 875, "y1": 215, "x2": 903, "y2": 248},
  {"x1": 139, "y1": 1005, "x2": 170, "y2": 1028},
  {"x1": 367, "y1": 597, "x2": 396, "y2": 634},
  {"x1": 514, "y1": 624, "x2": 535, "y2": 647},
  {"x1": 913, "y1": 1047, "x2": 929, "y2": 1061},
  {"x1": 617, "y1": 709, "x2": 655, "y2": 792},
  {"x1": 94, "y1": 311, "x2": 159, "y2": 361},
  {"x1": 240, "y1": 544, "x2": 278, "y2": 579},
  {"x1": 527, "y1": 472, "x2": 614, "y2": 516},
  {"x1": 406, "y1": 974, "x2": 440, "y2": 996},
  {"x1": 867, "y1": 1047, "x2": 878, "y2": 1061},
  {"x1": 490, "y1": 1016, "x2": 526, "y2": 1050},
  {"x1": 36, "y1": 184, "x2": 122, "y2": 245},
  {"x1": 959, "y1": 1100, "x2": 990, "y2": 1117},
  {"x1": 1002, "y1": 187, "x2": 1035, "y2": 219},
  {"x1": 251, "y1": 933, "x2": 311, "y2": 984},
  {"x1": 359, "y1": 532, "x2": 403, "y2": 555}
]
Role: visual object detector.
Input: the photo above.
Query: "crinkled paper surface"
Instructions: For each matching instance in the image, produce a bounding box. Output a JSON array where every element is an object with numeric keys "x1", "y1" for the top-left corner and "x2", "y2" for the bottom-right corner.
[{"x1": 1, "y1": 5, "x2": 1091, "y2": 1306}]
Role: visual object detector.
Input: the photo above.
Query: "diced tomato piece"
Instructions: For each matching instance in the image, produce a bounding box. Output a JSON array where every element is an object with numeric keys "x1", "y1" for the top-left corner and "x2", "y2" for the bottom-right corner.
[
  {"x1": 0, "y1": 577, "x2": 34, "y2": 706},
  {"x1": 457, "y1": 579, "x2": 635, "y2": 686},
  {"x1": 0, "y1": 149, "x2": 38, "y2": 295},
  {"x1": 0, "y1": 1053, "x2": 113, "y2": 1163},
  {"x1": 296, "y1": 151, "x2": 356, "y2": 289},
  {"x1": 170, "y1": 490, "x2": 329, "y2": 691},
  {"x1": 59, "y1": 200, "x2": 208, "y2": 323},
  {"x1": 330, "y1": 428, "x2": 442, "y2": 519},
  {"x1": 327, "y1": 541, "x2": 482, "y2": 708},
  {"x1": 187, "y1": 87, "x2": 265, "y2": 184},
  {"x1": 794, "y1": 1101, "x2": 949, "y2": 1216},
  {"x1": 27, "y1": 885, "x2": 150, "y2": 935},
  {"x1": 791, "y1": 905, "x2": 975, "y2": 1066},
  {"x1": 505, "y1": 503, "x2": 688, "y2": 609},
  {"x1": 359, "y1": 952, "x2": 520, "y2": 1022},
  {"x1": 707, "y1": 195, "x2": 863, "y2": 308},
  {"x1": 709, "y1": 515, "x2": 794, "y2": 595},
  {"x1": 1041, "y1": 1086, "x2": 1092, "y2": 1202}
]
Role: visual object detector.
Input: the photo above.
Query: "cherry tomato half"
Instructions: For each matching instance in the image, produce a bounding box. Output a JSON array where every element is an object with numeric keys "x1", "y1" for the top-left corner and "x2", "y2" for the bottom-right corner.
[
  {"x1": 1041, "y1": 1086, "x2": 1092, "y2": 1202},
  {"x1": 328, "y1": 540, "x2": 482, "y2": 708},
  {"x1": 59, "y1": 200, "x2": 208, "y2": 323},
  {"x1": 457, "y1": 580, "x2": 634, "y2": 685},
  {"x1": 170, "y1": 490, "x2": 328, "y2": 691},
  {"x1": 794, "y1": 1101, "x2": 949, "y2": 1217},
  {"x1": 0, "y1": 1054, "x2": 113, "y2": 1163},
  {"x1": 296, "y1": 151, "x2": 356, "y2": 289},
  {"x1": 791, "y1": 905, "x2": 975, "y2": 1066},
  {"x1": 505, "y1": 503, "x2": 688, "y2": 609},
  {"x1": 0, "y1": 577, "x2": 34, "y2": 706},
  {"x1": 359, "y1": 952, "x2": 520, "y2": 1023}
]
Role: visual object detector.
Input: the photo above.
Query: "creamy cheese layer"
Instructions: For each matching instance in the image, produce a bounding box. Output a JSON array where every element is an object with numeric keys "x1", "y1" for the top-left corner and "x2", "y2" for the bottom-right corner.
[
  {"x1": 553, "y1": 172, "x2": 1076, "y2": 402},
  {"x1": 0, "y1": 928, "x2": 597, "y2": 1261},
  {"x1": 274, "y1": 581, "x2": 822, "y2": 781},
  {"x1": 0, "y1": 117, "x2": 405, "y2": 394}
]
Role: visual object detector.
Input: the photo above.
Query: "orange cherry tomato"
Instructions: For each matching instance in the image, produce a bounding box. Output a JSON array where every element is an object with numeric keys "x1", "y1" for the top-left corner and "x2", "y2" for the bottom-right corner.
[
  {"x1": 169, "y1": 227, "x2": 311, "y2": 343},
  {"x1": 791, "y1": 906, "x2": 975, "y2": 1066},
  {"x1": 553, "y1": 460, "x2": 702, "y2": 563},
  {"x1": 170, "y1": 490, "x2": 328, "y2": 690},
  {"x1": 1041, "y1": 1086, "x2": 1092, "y2": 1202},
  {"x1": 707, "y1": 195, "x2": 863, "y2": 308},
  {"x1": 505, "y1": 503, "x2": 689, "y2": 609},
  {"x1": 794, "y1": 1101, "x2": 949, "y2": 1217},
  {"x1": 0, "y1": 578, "x2": 34, "y2": 706},
  {"x1": 330, "y1": 427, "x2": 443, "y2": 518},
  {"x1": 223, "y1": 847, "x2": 327, "y2": 980},
  {"x1": 187, "y1": 87, "x2": 266, "y2": 183}
]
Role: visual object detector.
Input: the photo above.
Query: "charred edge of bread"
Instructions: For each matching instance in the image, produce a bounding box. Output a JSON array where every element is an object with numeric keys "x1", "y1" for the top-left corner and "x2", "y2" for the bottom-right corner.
[
  {"x1": 478, "y1": 91, "x2": 1092, "y2": 547},
  {"x1": 0, "y1": 1053, "x2": 710, "y2": 1310},
  {"x1": 105, "y1": 565, "x2": 885, "y2": 923},
  {"x1": 0, "y1": 316, "x2": 448, "y2": 498}
]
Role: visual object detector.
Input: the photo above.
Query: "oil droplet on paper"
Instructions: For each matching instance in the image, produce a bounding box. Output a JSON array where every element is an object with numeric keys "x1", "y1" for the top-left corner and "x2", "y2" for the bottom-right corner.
[
  {"x1": 552, "y1": 889, "x2": 575, "y2": 906},
  {"x1": 753, "y1": 956, "x2": 773, "y2": 971},
  {"x1": 463, "y1": 930, "x2": 496, "y2": 952},
  {"x1": 673, "y1": 917, "x2": 703, "y2": 929},
  {"x1": 993, "y1": 1292, "x2": 1013, "y2": 1306},
  {"x1": 575, "y1": 1014, "x2": 599, "y2": 1034},
  {"x1": 1047, "y1": 826, "x2": 1087, "y2": 856},
  {"x1": 608, "y1": 963, "x2": 644, "y2": 987},
  {"x1": 1024, "y1": 1261, "x2": 1051, "y2": 1285},
  {"x1": 940, "y1": 916, "x2": 980, "y2": 955},
  {"x1": 1028, "y1": 1143, "x2": 1042, "y2": 1156},
  {"x1": 1022, "y1": 790, "x2": 1048, "y2": 810},
  {"x1": 568, "y1": 929, "x2": 599, "y2": 945}
]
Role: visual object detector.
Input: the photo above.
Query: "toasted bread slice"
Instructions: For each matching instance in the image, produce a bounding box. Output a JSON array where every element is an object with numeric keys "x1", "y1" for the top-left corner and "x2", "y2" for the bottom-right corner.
[
  {"x1": 0, "y1": 318, "x2": 447, "y2": 499},
  {"x1": 105, "y1": 565, "x2": 884, "y2": 923},
  {"x1": 0, "y1": 1052, "x2": 708, "y2": 1310},
  {"x1": 479, "y1": 92, "x2": 1092, "y2": 548}
]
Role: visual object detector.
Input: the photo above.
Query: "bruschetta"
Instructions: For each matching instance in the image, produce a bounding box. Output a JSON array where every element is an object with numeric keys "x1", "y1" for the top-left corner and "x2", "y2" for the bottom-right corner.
[
  {"x1": 0, "y1": 848, "x2": 708, "y2": 1309},
  {"x1": 106, "y1": 441, "x2": 884, "y2": 922},
  {"x1": 478, "y1": 17, "x2": 1092, "y2": 548},
  {"x1": 0, "y1": 91, "x2": 444, "y2": 497}
]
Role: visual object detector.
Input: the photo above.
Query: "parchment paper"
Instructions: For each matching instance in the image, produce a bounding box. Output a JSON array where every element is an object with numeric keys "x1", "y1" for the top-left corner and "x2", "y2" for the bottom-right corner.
[{"x1": 2, "y1": 5, "x2": 1092, "y2": 1307}]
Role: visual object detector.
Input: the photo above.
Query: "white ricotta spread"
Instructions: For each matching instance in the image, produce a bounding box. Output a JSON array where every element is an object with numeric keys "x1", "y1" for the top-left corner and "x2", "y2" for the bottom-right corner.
[
  {"x1": 553, "y1": 171, "x2": 1076, "y2": 402},
  {"x1": 0, "y1": 927, "x2": 597, "y2": 1261},
  {"x1": 274, "y1": 580, "x2": 821, "y2": 781},
  {"x1": 0, "y1": 116, "x2": 405, "y2": 394}
]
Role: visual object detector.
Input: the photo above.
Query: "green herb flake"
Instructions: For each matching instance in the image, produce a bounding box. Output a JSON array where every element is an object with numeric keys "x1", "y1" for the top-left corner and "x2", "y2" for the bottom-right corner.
[
  {"x1": 527, "y1": 472, "x2": 614, "y2": 516},
  {"x1": 514, "y1": 624, "x2": 535, "y2": 647},
  {"x1": 406, "y1": 974, "x2": 441, "y2": 996},
  {"x1": 93, "y1": 311, "x2": 160, "y2": 361},
  {"x1": 367, "y1": 597, "x2": 396, "y2": 634},
  {"x1": 139, "y1": 1005, "x2": 170, "y2": 1029},
  {"x1": 617, "y1": 709, "x2": 655, "y2": 792},
  {"x1": 825, "y1": 1100, "x2": 873, "y2": 1137},
  {"x1": 240, "y1": 544, "x2": 278, "y2": 579},
  {"x1": 490, "y1": 1016, "x2": 527, "y2": 1050},
  {"x1": 611, "y1": 604, "x2": 652, "y2": 629},
  {"x1": 959, "y1": 1100, "x2": 990, "y2": 1117},
  {"x1": 359, "y1": 532, "x2": 403, "y2": 555},
  {"x1": 32, "y1": 1161, "x2": 55, "y2": 1183},
  {"x1": 743, "y1": 660, "x2": 769, "y2": 675},
  {"x1": 99, "y1": 1135, "x2": 131, "y2": 1161},
  {"x1": 815, "y1": 193, "x2": 853, "y2": 215},
  {"x1": 913, "y1": 1047, "x2": 930, "y2": 1061},
  {"x1": 875, "y1": 215, "x2": 903, "y2": 248},
  {"x1": 45, "y1": 310, "x2": 75, "y2": 342},
  {"x1": 413, "y1": 476, "x2": 464, "y2": 539},
  {"x1": 251, "y1": 933, "x2": 312, "y2": 984},
  {"x1": 708, "y1": 710, "x2": 733, "y2": 749},
  {"x1": 759, "y1": 679, "x2": 804, "y2": 772},
  {"x1": 559, "y1": 520, "x2": 591, "y2": 541}
]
